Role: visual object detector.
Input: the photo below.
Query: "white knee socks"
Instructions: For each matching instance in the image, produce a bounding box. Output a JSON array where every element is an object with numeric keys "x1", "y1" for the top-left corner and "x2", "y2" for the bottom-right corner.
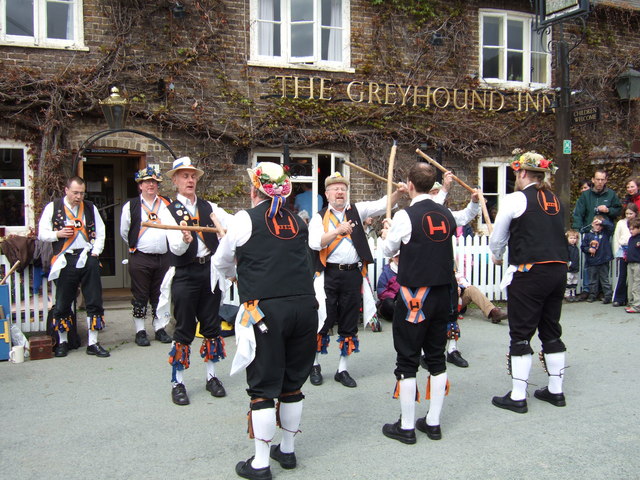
[
  {"x1": 510, "y1": 354, "x2": 532, "y2": 401},
  {"x1": 279, "y1": 401, "x2": 303, "y2": 454},
  {"x1": 399, "y1": 378, "x2": 417, "y2": 430},
  {"x1": 426, "y1": 372, "x2": 447, "y2": 426},
  {"x1": 544, "y1": 352, "x2": 565, "y2": 394},
  {"x1": 251, "y1": 408, "x2": 276, "y2": 469}
]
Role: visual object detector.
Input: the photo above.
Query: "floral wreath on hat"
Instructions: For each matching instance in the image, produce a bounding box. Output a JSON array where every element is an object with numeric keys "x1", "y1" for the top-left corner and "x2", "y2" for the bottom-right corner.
[
  {"x1": 510, "y1": 149, "x2": 558, "y2": 174},
  {"x1": 134, "y1": 165, "x2": 163, "y2": 183},
  {"x1": 247, "y1": 162, "x2": 292, "y2": 218}
]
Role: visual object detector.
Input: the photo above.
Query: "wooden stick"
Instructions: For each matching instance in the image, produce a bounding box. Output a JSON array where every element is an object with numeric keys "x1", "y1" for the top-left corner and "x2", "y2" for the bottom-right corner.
[
  {"x1": 339, "y1": 159, "x2": 400, "y2": 188},
  {"x1": 0, "y1": 260, "x2": 21, "y2": 285},
  {"x1": 141, "y1": 222, "x2": 222, "y2": 234},
  {"x1": 415, "y1": 148, "x2": 493, "y2": 234},
  {"x1": 386, "y1": 141, "x2": 398, "y2": 219}
]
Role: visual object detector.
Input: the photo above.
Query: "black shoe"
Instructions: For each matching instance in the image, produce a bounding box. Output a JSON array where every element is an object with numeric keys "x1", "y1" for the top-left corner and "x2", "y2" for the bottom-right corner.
[
  {"x1": 446, "y1": 350, "x2": 469, "y2": 368},
  {"x1": 309, "y1": 364, "x2": 323, "y2": 386},
  {"x1": 382, "y1": 419, "x2": 416, "y2": 445},
  {"x1": 492, "y1": 392, "x2": 528, "y2": 413},
  {"x1": 86, "y1": 343, "x2": 110, "y2": 357},
  {"x1": 155, "y1": 328, "x2": 172, "y2": 343},
  {"x1": 270, "y1": 444, "x2": 296, "y2": 469},
  {"x1": 415, "y1": 416, "x2": 442, "y2": 440},
  {"x1": 235, "y1": 457, "x2": 272, "y2": 480},
  {"x1": 135, "y1": 330, "x2": 151, "y2": 347},
  {"x1": 419, "y1": 355, "x2": 428, "y2": 370},
  {"x1": 54, "y1": 341, "x2": 68, "y2": 358},
  {"x1": 206, "y1": 376, "x2": 226, "y2": 397},
  {"x1": 586, "y1": 295, "x2": 596, "y2": 303},
  {"x1": 602, "y1": 298, "x2": 611, "y2": 305},
  {"x1": 578, "y1": 292, "x2": 589, "y2": 301},
  {"x1": 534, "y1": 387, "x2": 566, "y2": 407},
  {"x1": 612, "y1": 301, "x2": 622, "y2": 307},
  {"x1": 172, "y1": 383, "x2": 190, "y2": 406},
  {"x1": 334, "y1": 370, "x2": 357, "y2": 388}
]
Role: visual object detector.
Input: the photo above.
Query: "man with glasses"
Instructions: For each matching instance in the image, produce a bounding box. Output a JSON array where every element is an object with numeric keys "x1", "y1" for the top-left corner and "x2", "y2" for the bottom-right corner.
[
  {"x1": 38, "y1": 176, "x2": 108, "y2": 358},
  {"x1": 308, "y1": 172, "x2": 407, "y2": 388}
]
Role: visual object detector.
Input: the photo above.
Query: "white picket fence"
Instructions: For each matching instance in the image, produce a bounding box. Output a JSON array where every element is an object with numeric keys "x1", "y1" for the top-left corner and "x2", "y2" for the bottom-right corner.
[{"x1": 1, "y1": 237, "x2": 621, "y2": 333}]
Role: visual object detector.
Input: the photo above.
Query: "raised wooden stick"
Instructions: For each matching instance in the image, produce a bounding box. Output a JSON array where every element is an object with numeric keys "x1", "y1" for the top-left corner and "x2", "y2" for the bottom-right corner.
[
  {"x1": 415, "y1": 148, "x2": 493, "y2": 234},
  {"x1": 386, "y1": 141, "x2": 398, "y2": 219},
  {"x1": 339, "y1": 159, "x2": 400, "y2": 188},
  {"x1": 141, "y1": 222, "x2": 222, "y2": 234},
  {"x1": 209, "y1": 212, "x2": 226, "y2": 238},
  {"x1": 0, "y1": 260, "x2": 21, "y2": 285}
]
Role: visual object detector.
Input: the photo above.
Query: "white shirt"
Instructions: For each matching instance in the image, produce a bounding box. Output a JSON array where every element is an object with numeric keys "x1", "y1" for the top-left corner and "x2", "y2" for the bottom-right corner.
[
  {"x1": 489, "y1": 183, "x2": 535, "y2": 261},
  {"x1": 120, "y1": 195, "x2": 169, "y2": 254},
  {"x1": 383, "y1": 194, "x2": 480, "y2": 258},
  {"x1": 38, "y1": 198, "x2": 105, "y2": 255},
  {"x1": 158, "y1": 194, "x2": 232, "y2": 258},
  {"x1": 308, "y1": 196, "x2": 389, "y2": 264}
]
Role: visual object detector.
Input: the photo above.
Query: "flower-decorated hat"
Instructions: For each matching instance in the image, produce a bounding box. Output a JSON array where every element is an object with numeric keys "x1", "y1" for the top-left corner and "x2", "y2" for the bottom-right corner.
[
  {"x1": 166, "y1": 156, "x2": 204, "y2": 179},
  {"x1": 247, "y1": 162, "x2": 292, "y2": 218},
  {"x1": 510, "y1": 149, "x2": 558, "y2": 174},
  {"x1": 325, "y1": 172, "x2": 350, "y2": 188},
  {"x1": 134, "y1": 165, "x2": 163, "y2": 183}
]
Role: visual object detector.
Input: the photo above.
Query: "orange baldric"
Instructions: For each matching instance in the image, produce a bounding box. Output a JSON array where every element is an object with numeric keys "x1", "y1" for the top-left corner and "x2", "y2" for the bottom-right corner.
[
  {"x1": 240, "y1": 300, "x2": 265, "y2": 327},
  {"x1": 50, "y1": 202, "x2": 89, "y2": 267},
  {"x1": 317, "y1": 209, "x2": 368, "y2": 278},
  {"x1": 399, "y1": 286, "x2": 431, "y2": 324},
  {"x1": 130, "y1": 198, "x2": 163, "y2": 252}
]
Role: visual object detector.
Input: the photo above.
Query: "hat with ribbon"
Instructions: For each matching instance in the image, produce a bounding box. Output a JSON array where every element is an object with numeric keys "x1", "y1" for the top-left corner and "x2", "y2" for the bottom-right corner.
[
  {"x1": 325, "y1": 172, "x2": 350, "y2": 189},
  {"x1": 134, "y1": 165, "x2": 163, "y2": 183},
  {"x1": 247, "y1": 162, "x2": 292, "y2": 218},
  {"x1": 166, "y1": 156, "x2": 204, "y2": 179},
  {"x1": 510, "y1": 149, "x2": 558, "y2": 174}
]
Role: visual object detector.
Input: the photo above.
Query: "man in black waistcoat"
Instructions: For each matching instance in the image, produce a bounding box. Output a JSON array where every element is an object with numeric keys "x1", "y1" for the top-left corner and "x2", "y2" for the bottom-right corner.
[
  {"x1": 38, "y1": 176, "x2": 109, "y2": 358},
  {"x1": 158, "y1": 157, "x2": 233, "y2": 406},
  {"x1": 214, "y1": 162, "x2": 318, "y2": 480},
  {"x1": 120, "y1": 166, "x2": 172, "y2": 347},
  {"x1": 489, "y1": 150, "x2": 568, "y2": 414},
  {"x1": 308, "y1": 172, "x2": 407, "y2": 388},
  {"x1": 380, "y1": 162, "x2": 456, "y2": 444}
]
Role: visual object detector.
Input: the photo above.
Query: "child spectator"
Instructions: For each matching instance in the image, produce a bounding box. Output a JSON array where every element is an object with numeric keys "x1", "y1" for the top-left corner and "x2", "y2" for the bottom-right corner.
[
  {"x1": 612, "y1": 204, "x2": 638, "y2": 307},
  {"x1": 625, "y1": 217, "x2": 640, "y2": 313},
  {"x1": 580, "y1": 215, "x2": 614, "y2": 303},
  {"x1": 376, "y1": 254, "x2": 399, "y2": 321},
  {"x1": 565, "y1": 229, "x2": 580, "y2": 302}
]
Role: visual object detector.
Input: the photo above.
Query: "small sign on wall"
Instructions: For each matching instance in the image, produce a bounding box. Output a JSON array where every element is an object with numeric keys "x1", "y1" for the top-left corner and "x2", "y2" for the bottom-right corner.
[{"x1": 563, "y1": 140, "x2": 572, "y2": 155}]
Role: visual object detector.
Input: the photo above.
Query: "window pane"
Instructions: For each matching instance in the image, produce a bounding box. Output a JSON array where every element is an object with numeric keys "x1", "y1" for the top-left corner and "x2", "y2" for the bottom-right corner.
[
  {"x1": 507, "y1": 51, "x2": 523, "y2": 81},
  {"x1": 47, "y1": 1, "x2": 74, "y2": 40},
  {"x1": 289, "y1": 157, "x2": 313, "y2": 177},
  {"x1": 507, "y1": 19, "x2": 523, "y2": 50},
  {"x1": 505, "y1": 167, "x2": 516, "y2": 194},
  {"x1": 291, "y1": 0, "x2": 313, "y2": 22},
  {"x1": 321, "y1": 0, "x2": 341, "y2": 27},
  {"x1": 482, "y1": 16, "x2": 501, "y2": 46},
  {"x1": 482, "y1": 47, "x2": 501, "y2": 78},
  {"x1": 482, "y1": 167, "x2": 498, "y2": 194},
  {"x1": 531, "y1": 29, "x2": 546, "y2": 53},
  {"x1": 0, "y1": 149, "x2": 25, "y2": 182},
  {"x1": 531, "y1": 52, "x2": 547, "y2": 83},
  {"x1": 322, "y1": 28, "x2": 341, "y2": 61},
  {"x1": 6, "y1": 0, "x2": 34, "y2": 36},
  {"x1": 291, "y1": 24, "x2": 313, "y2": 57},
  {"x1": 258, "y1": 0, "x2": 280, "y2": 22},
  {"x1": 0, "y1": 191, "x2": 25, "y2": 226},
  {"x1": 258, "y1": 21, "x2": 281, "y2": 56}
]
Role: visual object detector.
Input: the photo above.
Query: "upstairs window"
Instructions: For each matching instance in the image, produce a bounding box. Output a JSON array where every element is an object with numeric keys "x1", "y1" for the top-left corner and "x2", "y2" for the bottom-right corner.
[
  {"x1": 479, "y1": 10, "x2": 550, "y2": 87},
  {"x1": 1, "y1": 0, "x2": 85, "y2": 49},
  {"x1": 251, "y1": 0, "x2": 351, "y2": 71}
]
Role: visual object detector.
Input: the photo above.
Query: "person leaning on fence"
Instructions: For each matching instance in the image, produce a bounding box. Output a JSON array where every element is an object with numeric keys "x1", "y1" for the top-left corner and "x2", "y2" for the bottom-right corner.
[
  {"x1": 158, "y1": 156, "x2": 233, "y2": 406},
  {"x1": 38, "y1": 176, "x2": 109, "y2": 358},
  {"x1": 489, "y1": 150, "x2": 568, "y2": 414},
  {"x1": 213, "y1": 161, "x2": 318, "y2": 480},
  {"x1": 120, "y1": 166, "x2": 173, "y2": 347},
  {"x1": 580, "y1": 215, "x2": 614, "y2": 304},
  {"x1": 624, "y1": 217, "x2": 640, "y2": 314},
  {"x1": 612, "y1": 204, "x2": 638, "y2": 307}
]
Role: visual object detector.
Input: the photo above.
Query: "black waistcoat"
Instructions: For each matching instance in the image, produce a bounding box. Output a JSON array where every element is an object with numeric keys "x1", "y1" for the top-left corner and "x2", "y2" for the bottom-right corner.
[
  {"x1": 508, "y1": 187, "x2": 567, "y2": 266},
  {"x1": 398, "y1": 198, "x2": 456, "y2": 288},
  {"x1": 127, "y1": 195, "x2": 171, "y2": 249},
  {"x1": 236, "y1": 201, "x2": 314, "y2": 303},
  {"x1": 51, "y1": 199, "x2": 97, "y2": 255},
  {"x1": 167, "y1": 198, "x2": 219, "y2": 267}
]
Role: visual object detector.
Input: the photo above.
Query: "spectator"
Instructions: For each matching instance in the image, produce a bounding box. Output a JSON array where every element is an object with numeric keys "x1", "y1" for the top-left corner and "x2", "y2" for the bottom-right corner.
[
  {"x1": 612, "y1": 204, "x2": 638, "y2": 306},
  {"x1": 455, "y1": 271, "x2": 507, "y2": 324},
  {"x1": 376, "y1": 255, "x2": 399, "y2": 321},
  {"x1": 580, "y1": 215, "x2": 614, "y2": 303},
  {"x1": 625, "y1": 217, "x2": 640, "y2": 313},
  {"x1": 294, "y1": 183, "x2": 323, "y2": 218},
  {"x1": 565, "y1": 230, "x2": 580, "y2": 302},
  {"x1": 622, "y1": 177, "x2": 640, "y2": 211}
]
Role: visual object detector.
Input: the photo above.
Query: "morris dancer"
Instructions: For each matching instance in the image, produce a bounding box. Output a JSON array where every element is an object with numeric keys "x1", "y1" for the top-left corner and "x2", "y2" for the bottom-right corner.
[
  {"x1": 308, "y1": 172, "x2": 407, "y2": 388},
  {"x1": 214, "y1": 162, "x2": 318, "y2": 480},
  {"x1": 381, "y1": 162, "x2": 456, "y2": 443},
  {"x1": 120, "y1": 166, "x2": 173, "y2": 347},
  {"x1": 490, "y1": 150, "x2": 568, "y2": 413},
  {"x1": 158, "y1": 157, "x2": 232, "y2": 406}
]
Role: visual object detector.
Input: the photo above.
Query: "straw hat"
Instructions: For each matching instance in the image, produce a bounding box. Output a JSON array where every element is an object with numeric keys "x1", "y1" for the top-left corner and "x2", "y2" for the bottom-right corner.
[
  {"x1": 510, "y1": 149, "x2": 558, "y2": 174},
  {"x1": 134, "y1": 165, "x2": 162, "y2": 183},
  {"x1": 325, "y1": 172, "x2": 349, "y2": 188},
  {"x1": 166, "y1": 157, "x2": 204, "y2": 179}
]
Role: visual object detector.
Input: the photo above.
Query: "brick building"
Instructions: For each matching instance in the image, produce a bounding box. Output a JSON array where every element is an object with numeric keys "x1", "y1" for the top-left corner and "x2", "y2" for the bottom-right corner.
[{"x1": 0, "y1": 0, "x2": 638, "y2": 288}]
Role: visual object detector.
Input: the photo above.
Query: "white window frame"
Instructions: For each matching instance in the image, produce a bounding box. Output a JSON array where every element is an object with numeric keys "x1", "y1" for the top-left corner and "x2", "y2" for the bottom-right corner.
[
  {"x1": 252, "y1": 150, "x2": 350, "y2": 213},
  {"x1": 479, "y1": 9, "x2": 551, "y2": 88},
  {"x1": 478, "y1": 157, "x2": 513, "y2": 233},
  {"x1": 0, "y1": 140, "x2": 34, "y2": 234},
  {"x1": 0, "y1": 0, "x2": 87, "y2": 50},
  {"x1": 249, "y1": 0, "x2": 353, "y2": 73}
]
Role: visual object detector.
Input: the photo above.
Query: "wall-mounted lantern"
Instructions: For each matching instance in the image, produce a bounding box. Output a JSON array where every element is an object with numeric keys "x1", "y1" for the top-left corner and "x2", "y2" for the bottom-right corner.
[
  {"x1": 99, "y1": 87, "x2": 130, "y2": 130},
  {"x1": 616, "y1": 67, "x2": 640, "y2": 101}
]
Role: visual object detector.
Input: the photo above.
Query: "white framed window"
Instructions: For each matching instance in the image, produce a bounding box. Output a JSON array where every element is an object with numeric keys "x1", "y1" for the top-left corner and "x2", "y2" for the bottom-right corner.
[
  {"x1": 249, "y1": 0, "x2": 352, "y2": 72},
  {"x1": 479, "y1": 9, "x2": 551, "y2": 87},
  {"x1": 0, "y1": 141, "x2": 33, "y2": 232},
  {"x1": 1, "y1": 0, "x2": 86, "y2": 50},
  {"x1": 478, "y1": 157, "x2": 515, "y2": 232},
  {"x1": 252, "y1": 150, "x2": 349, "y2": 216}
]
